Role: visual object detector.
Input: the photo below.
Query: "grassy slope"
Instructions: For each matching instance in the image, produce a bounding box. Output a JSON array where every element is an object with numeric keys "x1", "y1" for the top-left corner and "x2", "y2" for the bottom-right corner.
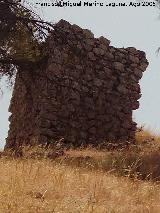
[{"x1": 1, "y1": 129, "x2": 160, "y2": 212}]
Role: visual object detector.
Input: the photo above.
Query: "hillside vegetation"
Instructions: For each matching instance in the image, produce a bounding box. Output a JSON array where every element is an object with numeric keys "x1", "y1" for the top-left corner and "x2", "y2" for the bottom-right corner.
[{"x1": 1, "y1": 129, "x2": 160, "y2": 212}]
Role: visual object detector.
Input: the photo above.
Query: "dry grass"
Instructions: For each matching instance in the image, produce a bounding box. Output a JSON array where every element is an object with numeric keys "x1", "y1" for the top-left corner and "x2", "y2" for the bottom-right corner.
[
  {"x1": 1, "y1": 129, "x2": 160, "y2": 212},
  {"x1": 1, "y1": 158, "x2": 160, "y2": 213}
]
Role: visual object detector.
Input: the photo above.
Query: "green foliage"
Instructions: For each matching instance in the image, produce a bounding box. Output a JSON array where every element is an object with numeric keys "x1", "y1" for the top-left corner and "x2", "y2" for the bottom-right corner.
[
  {"x1": 9, "y1": 22, "x2": 43, "y2": 63},
  {"x1": 0, "y1": 0, "x2": 53, "y2": 79}
]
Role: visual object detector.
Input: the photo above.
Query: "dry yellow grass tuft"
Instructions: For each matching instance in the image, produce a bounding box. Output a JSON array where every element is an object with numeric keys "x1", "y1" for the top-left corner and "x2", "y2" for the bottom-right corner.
[
  {"x1": 0, "y1": 158, "x2": 160, "y2": 213},
  {"x1": 1, "y1": 129, "x2": 160, "y2": 212}
]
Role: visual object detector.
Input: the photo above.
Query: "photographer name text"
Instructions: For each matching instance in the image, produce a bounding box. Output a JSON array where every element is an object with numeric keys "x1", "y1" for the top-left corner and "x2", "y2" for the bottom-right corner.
[{"x1": 36, "y1": 1, "x2": 156, "y2": 7}]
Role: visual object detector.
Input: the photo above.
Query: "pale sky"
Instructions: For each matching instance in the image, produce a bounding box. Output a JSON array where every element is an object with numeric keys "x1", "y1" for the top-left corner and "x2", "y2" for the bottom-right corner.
[{"x1": 1, "y1": 0, "x2": 160, "y2": 148}]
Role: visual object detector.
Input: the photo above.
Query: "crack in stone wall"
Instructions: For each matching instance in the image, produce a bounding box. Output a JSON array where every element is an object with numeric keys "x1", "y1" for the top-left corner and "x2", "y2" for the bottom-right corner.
[{"x1": 5, "y1": 19, "x2": 149, "y2": 150}]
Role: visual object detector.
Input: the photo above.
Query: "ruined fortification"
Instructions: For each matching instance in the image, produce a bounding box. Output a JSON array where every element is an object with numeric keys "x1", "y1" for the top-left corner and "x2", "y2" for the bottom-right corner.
[{"x1": 5, "y1": 20, "x2": 149, "y2": 150}]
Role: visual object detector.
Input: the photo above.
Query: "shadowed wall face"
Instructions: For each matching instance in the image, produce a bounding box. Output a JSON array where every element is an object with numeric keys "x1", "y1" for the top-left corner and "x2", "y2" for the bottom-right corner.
[{"x1": 5, "y1": 20, "x2": 149, "y2": 150}]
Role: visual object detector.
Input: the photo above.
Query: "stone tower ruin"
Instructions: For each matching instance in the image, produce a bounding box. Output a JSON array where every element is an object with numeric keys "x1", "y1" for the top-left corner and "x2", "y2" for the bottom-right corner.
[{"x1": 5, "y1": 20, "x2": 149, "y2": 150}]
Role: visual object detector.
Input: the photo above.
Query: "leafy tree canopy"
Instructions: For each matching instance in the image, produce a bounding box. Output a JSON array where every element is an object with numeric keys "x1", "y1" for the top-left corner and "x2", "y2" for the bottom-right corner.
[{"x1": 0, "y1": 0, "x2": 54, "y2": 81}]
